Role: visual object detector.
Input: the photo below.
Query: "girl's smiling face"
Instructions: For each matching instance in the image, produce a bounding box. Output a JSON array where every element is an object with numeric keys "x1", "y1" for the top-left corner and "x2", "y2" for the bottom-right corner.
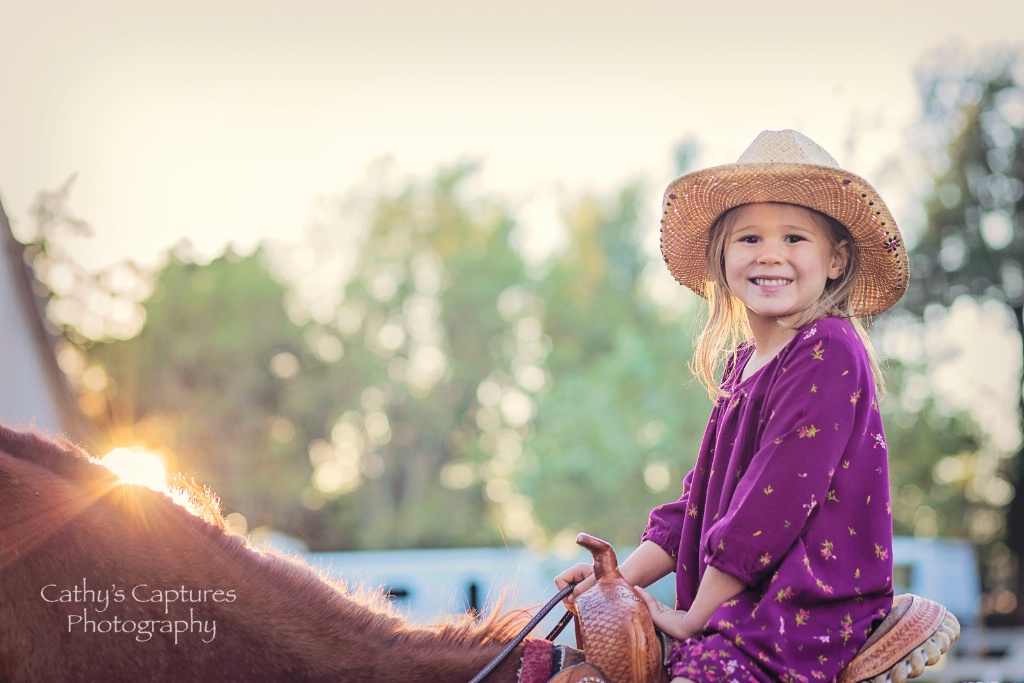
[{"x1": 723, "y1": 203, "x2": 848, "y2": 333}]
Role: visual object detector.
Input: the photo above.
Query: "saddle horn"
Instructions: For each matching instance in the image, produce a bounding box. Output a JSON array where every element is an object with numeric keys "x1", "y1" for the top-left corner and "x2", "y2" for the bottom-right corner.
[{"x1": 575, "y1": 533, "x2": 618, "y2": 580}]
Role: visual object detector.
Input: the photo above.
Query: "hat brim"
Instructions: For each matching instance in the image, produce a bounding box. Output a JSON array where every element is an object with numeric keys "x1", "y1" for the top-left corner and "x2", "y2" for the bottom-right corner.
[{"x1": 659, "y1": 162, "x2": 908, "y2": 317}]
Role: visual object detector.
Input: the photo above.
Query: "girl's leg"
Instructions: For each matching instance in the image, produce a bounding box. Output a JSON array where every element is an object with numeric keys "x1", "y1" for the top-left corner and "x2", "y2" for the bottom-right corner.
[{"x1": 671, "y1": 679, "x2": 698, "y2": 683}]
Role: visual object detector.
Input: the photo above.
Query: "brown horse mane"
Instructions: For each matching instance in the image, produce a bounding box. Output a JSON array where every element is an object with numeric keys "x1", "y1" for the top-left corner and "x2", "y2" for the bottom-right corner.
[{"x1": 0, "y1": 424, "x2": 532, "y2": 682}]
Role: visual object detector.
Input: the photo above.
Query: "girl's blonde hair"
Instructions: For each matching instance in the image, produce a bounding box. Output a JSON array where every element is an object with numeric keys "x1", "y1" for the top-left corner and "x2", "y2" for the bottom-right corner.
[{"x1": 689, "y1": 202, "x2": 885, "y2": 400}]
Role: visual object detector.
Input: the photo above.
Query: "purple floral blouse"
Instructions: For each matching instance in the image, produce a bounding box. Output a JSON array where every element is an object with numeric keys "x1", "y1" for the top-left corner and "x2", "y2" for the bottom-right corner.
[{"x1": 643, "y1": 317, "x2": 893, "y2": 683}]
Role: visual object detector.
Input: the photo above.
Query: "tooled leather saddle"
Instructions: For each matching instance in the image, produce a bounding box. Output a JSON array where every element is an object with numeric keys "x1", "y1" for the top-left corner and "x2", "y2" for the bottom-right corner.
[{"x1": 550, "y1": 533, "x2": 960, "y2": 683}]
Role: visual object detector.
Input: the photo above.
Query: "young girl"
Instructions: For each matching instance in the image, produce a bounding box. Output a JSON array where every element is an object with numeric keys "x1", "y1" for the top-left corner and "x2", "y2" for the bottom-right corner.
[{"x1": 556, "y1": 129, "x2": 908, "y2": 683}]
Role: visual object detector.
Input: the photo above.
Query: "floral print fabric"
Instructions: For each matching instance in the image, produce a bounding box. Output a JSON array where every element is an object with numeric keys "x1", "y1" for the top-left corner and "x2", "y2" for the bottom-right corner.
[{"x1": 643, "y1": 317, "x2": 893, "y2": 682}]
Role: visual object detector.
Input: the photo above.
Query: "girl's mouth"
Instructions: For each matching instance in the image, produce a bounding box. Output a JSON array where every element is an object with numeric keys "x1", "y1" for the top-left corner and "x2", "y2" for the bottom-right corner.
[{"x1": 752, "y1": 278, "x2": 792, "y2": 287}]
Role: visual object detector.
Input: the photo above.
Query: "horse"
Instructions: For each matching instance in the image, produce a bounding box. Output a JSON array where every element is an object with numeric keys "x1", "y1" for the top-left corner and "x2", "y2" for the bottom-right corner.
[
  {"x1": 0, "y1": 424, "x2": 534, "y2": 682},
  {"x1": 0, "y1": 424, "x2": 963, "y2": 683}
]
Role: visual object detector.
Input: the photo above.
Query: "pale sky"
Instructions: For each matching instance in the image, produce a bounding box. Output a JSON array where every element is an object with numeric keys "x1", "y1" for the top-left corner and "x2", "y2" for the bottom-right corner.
[{"x1": 2, "y1": 0, "x2": 1023, "y2": 272}]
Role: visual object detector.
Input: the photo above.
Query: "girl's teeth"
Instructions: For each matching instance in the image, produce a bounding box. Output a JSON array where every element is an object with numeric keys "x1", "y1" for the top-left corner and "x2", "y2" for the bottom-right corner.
[{"x1": 755, "y1": 278, "x2": 789, "y2": 286}]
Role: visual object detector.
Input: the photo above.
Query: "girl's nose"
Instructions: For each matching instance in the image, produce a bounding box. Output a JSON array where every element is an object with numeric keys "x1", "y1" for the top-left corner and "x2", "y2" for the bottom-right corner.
[{"x1": 757, "y1": 244, "x2": 783, "y2": 265}]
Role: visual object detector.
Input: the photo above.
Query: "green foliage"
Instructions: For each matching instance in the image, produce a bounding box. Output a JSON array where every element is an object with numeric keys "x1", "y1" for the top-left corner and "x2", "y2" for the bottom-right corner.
[
  {"x1": 905, "y1": 51, "x2": 1024, "y2": 311},
  {"x1": 523, "y1": 185, "x2": 709, "y2": 546},
  {"x1": 899, "y1": 49, "x2": 1024, "y2": 619},
  {"x1": 291, "y1": 165, "x2": 534, "y2": 549},
  {"x1": 18, "y1": 176, "x2": 150, "y2": 344},
  {"x1": 880, "y1": 360, "x2": 987, "y2": 539},
  {"x1": 88, "y1": 248, "x2": 322, "y2": 535},
  {"x1": 908, "y1": 55, "x2": 1024, "y2": 493}
]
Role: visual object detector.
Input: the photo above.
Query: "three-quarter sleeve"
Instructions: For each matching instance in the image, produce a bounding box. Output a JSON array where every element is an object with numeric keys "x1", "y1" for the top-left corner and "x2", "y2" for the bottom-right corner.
[
  {"x1": 701, "y1": 323, "x2": 871, "y2": 585},
  {"x1": 642, "y1": 467, "x2": 696, "y2": 561}
]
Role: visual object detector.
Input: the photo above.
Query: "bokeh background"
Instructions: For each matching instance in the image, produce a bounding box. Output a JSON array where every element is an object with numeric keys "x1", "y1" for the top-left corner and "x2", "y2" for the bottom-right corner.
[{"x1": 2, "y1": 0, "x2": 1024, "y2": 628}]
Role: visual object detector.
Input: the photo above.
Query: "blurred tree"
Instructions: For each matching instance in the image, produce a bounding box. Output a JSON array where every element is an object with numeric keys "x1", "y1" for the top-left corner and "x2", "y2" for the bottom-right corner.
[
  {"x1": 20, "y1": 165, "x2": 537, "y2": 551},
  {"x1": 18, "y1": 176, "x2": 150, "y2": 345},
  {"x1": 881, "y1": 360, "x2": 987, "y2": 539},
  {"x1": 522, "y1": 184, "x2": 709, "y2": 548},
  {"x1": 84, "y1": 247, "x2": 323, "y2": 537},
  {"x1": 291, "y1": 164, "x2": 534, "y2": 550},
  {"x1": 902, "y1": 50, "x2": 1024, "y2": 619}
]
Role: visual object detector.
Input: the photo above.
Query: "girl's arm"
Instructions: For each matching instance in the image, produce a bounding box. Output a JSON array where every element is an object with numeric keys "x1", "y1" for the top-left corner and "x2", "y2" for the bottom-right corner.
[
  {"x1": 637, "y1": 565, "x2": 745, "y2": 641},
  {"x1": 620, "y1": 540, "x2": 677, "y2": 588}
]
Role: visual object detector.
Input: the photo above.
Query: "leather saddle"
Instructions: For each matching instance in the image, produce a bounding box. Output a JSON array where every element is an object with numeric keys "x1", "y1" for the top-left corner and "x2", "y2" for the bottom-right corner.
[{"x1": 550, "y1": 533, "x2": 960, "y2": 683}]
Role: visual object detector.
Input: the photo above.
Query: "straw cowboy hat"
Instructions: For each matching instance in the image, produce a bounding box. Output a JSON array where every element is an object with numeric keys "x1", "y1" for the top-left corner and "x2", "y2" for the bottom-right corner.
[{"x1": 659, "y1": 129, "x2": 908, "y2": 316}]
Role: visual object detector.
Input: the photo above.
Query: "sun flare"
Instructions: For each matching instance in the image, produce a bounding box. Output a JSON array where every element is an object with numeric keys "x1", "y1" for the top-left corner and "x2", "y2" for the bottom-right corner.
[{"x1": 100, "y1": 447, "x2": 168, "y2": 491}]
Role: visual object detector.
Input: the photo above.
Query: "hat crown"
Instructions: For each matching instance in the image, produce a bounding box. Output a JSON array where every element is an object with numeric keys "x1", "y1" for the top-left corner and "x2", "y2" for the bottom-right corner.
[{"x1": 736, "y1": 129, "x2": 840, "y2": 168}]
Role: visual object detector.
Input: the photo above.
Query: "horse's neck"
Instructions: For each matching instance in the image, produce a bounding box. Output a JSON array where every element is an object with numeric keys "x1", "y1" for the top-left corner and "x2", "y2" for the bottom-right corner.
[
  {"x1": 0, "y1": 431, "x2": 526, "y2": 682},
  {"x1": 244, "y1": 553, "x2": 527, "y2": 681}
]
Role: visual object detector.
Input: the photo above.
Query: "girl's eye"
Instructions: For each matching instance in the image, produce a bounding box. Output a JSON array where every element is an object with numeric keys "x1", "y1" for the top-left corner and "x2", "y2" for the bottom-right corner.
[
  {"x1": 784, "y1": 235, "x2": 807, "y2": 244},
  {"x1": 738, "y1": 235, "x2": 759, "y2": 244}
]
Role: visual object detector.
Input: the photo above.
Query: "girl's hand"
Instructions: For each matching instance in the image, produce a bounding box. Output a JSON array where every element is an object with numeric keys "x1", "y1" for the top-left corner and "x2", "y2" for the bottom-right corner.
[
  {"x1": 554, "y1": 563, "x2": 596, "y2": 610},
  {"x1": 634, "y1": 586, "x2": 699, "y2": 641}
]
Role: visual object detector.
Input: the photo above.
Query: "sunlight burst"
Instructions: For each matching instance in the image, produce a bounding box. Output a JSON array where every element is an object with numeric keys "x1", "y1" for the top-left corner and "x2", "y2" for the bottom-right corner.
[{"x1": 100, "y1": 447, "x2": 168, "y2": 491}]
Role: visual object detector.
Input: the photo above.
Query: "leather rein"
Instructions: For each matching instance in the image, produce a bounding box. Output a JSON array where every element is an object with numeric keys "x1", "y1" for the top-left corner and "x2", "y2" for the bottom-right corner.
[{"x1": 467, "y1": 584, "x2": 575, "y2": 683}]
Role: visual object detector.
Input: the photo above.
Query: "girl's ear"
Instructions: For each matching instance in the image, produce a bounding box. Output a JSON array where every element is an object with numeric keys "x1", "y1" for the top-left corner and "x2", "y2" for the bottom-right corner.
[{"x1": 829, "y1": 240, "x2": 850, "y2": 280}]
